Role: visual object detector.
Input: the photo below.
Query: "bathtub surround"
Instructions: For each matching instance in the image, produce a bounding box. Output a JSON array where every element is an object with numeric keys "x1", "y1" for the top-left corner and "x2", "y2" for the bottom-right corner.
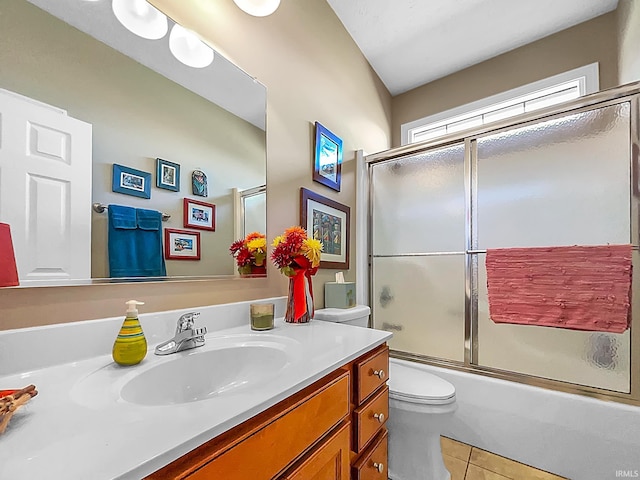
[{"x1": 392, "y1": 359, "x2": 640, "y2": 480}]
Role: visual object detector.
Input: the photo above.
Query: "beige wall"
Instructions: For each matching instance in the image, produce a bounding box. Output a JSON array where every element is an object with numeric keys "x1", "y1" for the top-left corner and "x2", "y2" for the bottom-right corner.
[
  {"x1": 0, "y1": 0, "x2": 392, "y2": 329},
  {"x1": 618, "y1": 0, "x2": 640, "y2": 84},
  {"x1": 391, "y1": 12, "x2": 619, "y2": 147}
]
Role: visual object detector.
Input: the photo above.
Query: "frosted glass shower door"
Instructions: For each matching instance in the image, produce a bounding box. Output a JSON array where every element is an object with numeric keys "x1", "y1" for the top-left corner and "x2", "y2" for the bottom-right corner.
[
  {"x1": 475, "y1": 103, "x2": 632, "y2": 392},
  {"x1": 371, "y1": 144, "x2": 466, "y2": 361}
]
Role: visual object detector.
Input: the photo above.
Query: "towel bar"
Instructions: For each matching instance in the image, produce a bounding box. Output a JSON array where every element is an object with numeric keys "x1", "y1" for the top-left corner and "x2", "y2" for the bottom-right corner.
[{"x1": 92, "y1": 203, "x2": 171, "y2": 222}]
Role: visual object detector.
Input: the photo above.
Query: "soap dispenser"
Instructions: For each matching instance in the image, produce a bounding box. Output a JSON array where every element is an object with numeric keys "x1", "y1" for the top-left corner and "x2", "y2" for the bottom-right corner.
[{"x1": 112, "y1": 300, "x2": 147, "y2": 366}]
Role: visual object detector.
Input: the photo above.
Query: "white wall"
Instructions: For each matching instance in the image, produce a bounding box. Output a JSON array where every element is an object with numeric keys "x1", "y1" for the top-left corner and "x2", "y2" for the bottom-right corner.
[{"x1": 618, "y1": 0, "x2": 640, "y2": 84}]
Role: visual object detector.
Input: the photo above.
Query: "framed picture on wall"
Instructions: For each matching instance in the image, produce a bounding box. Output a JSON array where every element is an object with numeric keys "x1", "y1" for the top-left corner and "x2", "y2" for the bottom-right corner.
[
  {"x1": 164, "y1": 228, "x2": 201, "y2": 260},
  {"x1": 313, "y1": 122, "x2": 343, "y2": 192},
  {"x1": 156, "y1": 158, "x2": 180, "y2": 192},
  {"x1": 112, "y1": 164, "x2": 151, "y2": 199},
  {"x1": 300, "y1": 187, "x2": 350, "y2": 269},
  {"x1": 183, "y1": 198, "x2": 216, "y2": 231}
]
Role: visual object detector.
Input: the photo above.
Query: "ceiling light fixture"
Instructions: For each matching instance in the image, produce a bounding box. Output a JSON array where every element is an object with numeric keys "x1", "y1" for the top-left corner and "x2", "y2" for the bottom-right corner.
[
  {"x1": 169, "y1": 24, "x2": 214, "y2": 69},
  {"x1": 232, "y1": 0, "x2": 280, "y2": 17},
  {"x1": 111, "y1": 0, "x2": 168, "y2": 40}
]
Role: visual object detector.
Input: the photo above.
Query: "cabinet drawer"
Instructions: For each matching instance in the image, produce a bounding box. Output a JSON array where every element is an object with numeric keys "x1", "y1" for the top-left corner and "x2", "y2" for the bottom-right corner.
[
  {"x1": 186, "y1": 372, "x2": 350, "y2": 480},
  {"x1": 355, "y1": 346, "x2": 388, "y2": 404},
  {"x1": 353, "y1": 386, "x2": 388, "y2": 453},
  {"x1": 280, "y1": 421, "x2": 351, "y2": 480},
  {"x1": 352, "y1": 429, "x2": 388, "y2": 480}
]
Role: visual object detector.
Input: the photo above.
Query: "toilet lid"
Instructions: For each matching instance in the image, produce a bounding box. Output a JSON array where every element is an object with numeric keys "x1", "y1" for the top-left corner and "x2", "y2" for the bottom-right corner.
[{"x1": 388, "y1": 362, "x2": 456, "y2": 405}]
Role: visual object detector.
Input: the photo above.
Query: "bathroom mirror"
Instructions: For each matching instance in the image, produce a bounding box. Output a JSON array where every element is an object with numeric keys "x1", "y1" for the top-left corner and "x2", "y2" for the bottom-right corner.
[{"x1": 0, "y1": 0, "x2": 266, "y2": 286}]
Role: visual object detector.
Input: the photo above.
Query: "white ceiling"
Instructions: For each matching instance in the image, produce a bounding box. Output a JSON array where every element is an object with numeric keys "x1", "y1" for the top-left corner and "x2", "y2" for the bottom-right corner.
[{"x1": 326, "y1": 0, "x2": 619, "y2": 96}]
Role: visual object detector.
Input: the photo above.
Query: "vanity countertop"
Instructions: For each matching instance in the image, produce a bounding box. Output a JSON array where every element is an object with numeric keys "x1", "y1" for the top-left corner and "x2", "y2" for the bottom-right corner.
[{"x1": 0, "y1": 317, "x2": 391, "y2": 480}]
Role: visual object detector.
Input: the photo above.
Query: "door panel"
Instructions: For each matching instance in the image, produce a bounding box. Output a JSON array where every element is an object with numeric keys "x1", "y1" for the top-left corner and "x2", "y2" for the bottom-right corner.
[{"x1": 0, "y1": 88, "x2": 92, "y2": 283}]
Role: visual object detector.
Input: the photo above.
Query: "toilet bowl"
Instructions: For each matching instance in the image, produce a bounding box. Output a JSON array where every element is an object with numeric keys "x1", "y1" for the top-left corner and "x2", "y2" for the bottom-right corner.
[{"x1": 388, "y1": 358, "x2": 457, "y2": 480}]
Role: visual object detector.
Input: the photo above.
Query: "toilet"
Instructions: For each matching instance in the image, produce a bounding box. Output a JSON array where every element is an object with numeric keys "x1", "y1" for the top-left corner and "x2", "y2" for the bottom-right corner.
[
  {"x1": 388, "y1": 358, "x2": 457, "y2": 480},
  {"x1": 312, "y1": 304, "x2": 371, "y2": 327},
  {"x1": 313, "y1": 307, "x2": 457, "y2": 480}
]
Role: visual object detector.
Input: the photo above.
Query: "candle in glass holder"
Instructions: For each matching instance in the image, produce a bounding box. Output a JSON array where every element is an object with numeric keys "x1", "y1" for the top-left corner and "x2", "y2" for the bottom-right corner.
[{"x1": 250, "y1": 303, "x2": 274, "y2": 331}]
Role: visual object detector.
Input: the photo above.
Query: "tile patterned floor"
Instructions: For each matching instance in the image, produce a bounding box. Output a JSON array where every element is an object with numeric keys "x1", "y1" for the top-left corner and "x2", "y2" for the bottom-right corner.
[{"x1": 441, "y1": 437, "x2": 568, "y2": 480}]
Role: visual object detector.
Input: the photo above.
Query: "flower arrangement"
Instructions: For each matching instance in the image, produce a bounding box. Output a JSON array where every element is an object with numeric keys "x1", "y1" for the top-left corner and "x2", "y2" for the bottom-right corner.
[
  {"x1": 271, "y1": 226, "x2": 322, "y2": 275},
  {"x1": 271, "y1": 226, "x2": 323, "y2": 323},
  {"x1": 229, "y1": 232, "x2": 267, "y2": 275}
]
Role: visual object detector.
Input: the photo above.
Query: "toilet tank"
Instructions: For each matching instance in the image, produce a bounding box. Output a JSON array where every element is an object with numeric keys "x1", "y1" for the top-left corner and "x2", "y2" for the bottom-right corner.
[{"x1": 313, "y1": 305, "x2": 371, "y2": 327}]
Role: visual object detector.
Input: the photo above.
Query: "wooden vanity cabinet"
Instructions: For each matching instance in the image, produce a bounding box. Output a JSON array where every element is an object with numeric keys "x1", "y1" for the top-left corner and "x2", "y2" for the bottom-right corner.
[
  {"x1": 280, "y1": 421, "x2": 351, "y2": 480},
  {"x1": 146, "y1": 343, "x2": 389, "y2": 480},
  {"x1": 350, "y1": 344, "x2": 389, "y2": 479}
]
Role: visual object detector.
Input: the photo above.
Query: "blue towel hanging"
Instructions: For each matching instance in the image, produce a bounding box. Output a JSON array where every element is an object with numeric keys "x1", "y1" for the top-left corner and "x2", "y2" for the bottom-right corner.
[{"x1": 108, "y1": 204, "x2": 166, "y2": 278}]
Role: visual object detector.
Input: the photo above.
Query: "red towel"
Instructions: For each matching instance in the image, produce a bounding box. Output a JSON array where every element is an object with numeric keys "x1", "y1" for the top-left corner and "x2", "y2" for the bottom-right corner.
[
  {"x1": 486, "y1": 245, "x2": 632, "y2": 333},
  {"x1": 0, "y1": 223, "x2": 19, "y2": 287}
]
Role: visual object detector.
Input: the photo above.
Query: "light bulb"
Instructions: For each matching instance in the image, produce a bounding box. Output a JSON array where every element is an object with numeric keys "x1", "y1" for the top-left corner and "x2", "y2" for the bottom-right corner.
[
  {"x1": 169, "y1": 24, "x2": 214, "y2": 69},
  {"x1": 111, "y1": 0, "x2": 168, "y2": 40},
  {"x1": 232, "y1": 0, "x2": 280, "y2": 17}
]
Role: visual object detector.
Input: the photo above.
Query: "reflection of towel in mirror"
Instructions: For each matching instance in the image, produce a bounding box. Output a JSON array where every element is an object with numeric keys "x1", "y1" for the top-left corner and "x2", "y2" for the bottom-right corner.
[
  {"x1": 0, "y1": 223, "x2": 19, "y2": 287},
  {"x1": 108, "y1": 205, "x2": 166, "y2": 278}
]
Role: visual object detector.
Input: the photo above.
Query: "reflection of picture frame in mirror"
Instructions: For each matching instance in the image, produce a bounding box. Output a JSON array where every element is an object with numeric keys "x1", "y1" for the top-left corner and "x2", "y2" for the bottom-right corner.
[
  {"x1": 300, "y1": 187, "x2": 350, "y2": 269},
  {"x1": 156, "y1": 158, "x2": 180, "y2": 192},
  {"x1": 183, "y1": 198, "x2": 216, "y2": 231},
  {"x1": 112, "y1": 164, "x2": 151, "y2": 199},
  {"x1": 164, "y1": 228, "x2": 201, "y2": 260},
  {"x1": 313, "y1": 122, "x2": 342, "y2": 192},
  {"x1": 192, "y1": 170, "x2": 208, "y2": 197}
]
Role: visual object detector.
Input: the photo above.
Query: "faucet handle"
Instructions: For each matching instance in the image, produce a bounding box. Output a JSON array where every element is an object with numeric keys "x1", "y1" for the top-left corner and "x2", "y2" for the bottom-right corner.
[
  {"x1": 176, "y1": 312, "x2": 200, "y2": 333},
  {"x1": 193, "y1": 326, "x2": 207, "y2": 338}
]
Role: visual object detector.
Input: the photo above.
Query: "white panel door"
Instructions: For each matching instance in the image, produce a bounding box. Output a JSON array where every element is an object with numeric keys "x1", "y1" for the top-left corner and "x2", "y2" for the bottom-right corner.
[{"x1": 0, "y1": 88, "x2": 92, "y2": 284}]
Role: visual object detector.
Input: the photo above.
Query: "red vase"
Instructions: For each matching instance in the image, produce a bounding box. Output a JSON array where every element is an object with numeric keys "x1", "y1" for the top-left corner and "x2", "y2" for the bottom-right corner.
[
  {"x1": 284, "y1": 276, "x2": 312, "y2": 324},
  {"x1": 250, "y1": 264, "x2": 267, "y2": 276},
  {"x1": 239, "y1": 264, "x2": 267, "y2": 277}
]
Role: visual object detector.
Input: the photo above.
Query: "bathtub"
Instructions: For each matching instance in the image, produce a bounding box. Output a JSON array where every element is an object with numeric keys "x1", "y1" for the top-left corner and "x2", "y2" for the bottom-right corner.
[{"x1": 390, "y1": 358, "x2": 640, "y2": 480}]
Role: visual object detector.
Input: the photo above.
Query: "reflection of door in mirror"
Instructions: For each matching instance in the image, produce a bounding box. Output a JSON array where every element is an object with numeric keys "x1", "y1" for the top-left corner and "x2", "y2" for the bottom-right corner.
[
  {"x1": 0, "y1": 0, "x2": 267, "y2": 285},
  {"x1": 234, "y1": 186, "x2": 267, "y2": 240},
  {"x1": 0, "y1": 88, "x2": 92, "y2": 285}
]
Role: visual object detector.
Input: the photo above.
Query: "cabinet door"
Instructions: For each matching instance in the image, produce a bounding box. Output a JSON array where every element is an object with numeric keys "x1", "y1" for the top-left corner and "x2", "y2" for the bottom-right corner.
[
  {"x1": 282, "y1": 422, "x2": 351, "y2": 480},
  {"x1": 353, "y1": 386, "x2": 388, "y2": 452},
  {"x1": 355, "y1": 346, "x2": 388, "y2": 404},
  {"x1": 352, "y1": 429, "x2": 388, "y2": 480},
  {"x1": 183, "y1": 373, "x2": 350, "y2": 480}
]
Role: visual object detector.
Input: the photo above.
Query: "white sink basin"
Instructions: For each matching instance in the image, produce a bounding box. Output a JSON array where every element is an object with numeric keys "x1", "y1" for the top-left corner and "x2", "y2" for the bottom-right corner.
[
  {"x1": 122, "y1": 344, "x2": 288, "y2": 406},
  {"x1": 71, "y1": 334, "x2": 301, "y2": 407}
]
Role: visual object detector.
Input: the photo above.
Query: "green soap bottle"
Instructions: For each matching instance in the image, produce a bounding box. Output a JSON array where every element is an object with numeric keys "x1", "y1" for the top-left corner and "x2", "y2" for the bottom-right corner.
[{"x1": 112, "y1": 300, "x2": 147, "y2": 366}]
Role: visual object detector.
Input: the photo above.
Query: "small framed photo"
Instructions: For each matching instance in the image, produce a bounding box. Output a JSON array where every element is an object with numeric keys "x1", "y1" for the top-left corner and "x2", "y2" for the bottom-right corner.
[
  {"x1": 112, "y1": 164, "x2": 151, "y2": 199},
  {"x1": 164, "y1": 228, "x2": 201, "y2": 260},
  {"x1": 156, "y1": 158, "x2": 180, "y2": 192},
  {"x1": 192, "y1": 169, "x2": 208, "y2": 197},
  {"x1": 300, "y1": 187, "x2": 350, "y2": 269},
  {"x1": 183, "y1": 198, "x2": 216, "y2": 231},
  {"x1": 313, "y1": 122, "x2": 343, "y2": 192}
]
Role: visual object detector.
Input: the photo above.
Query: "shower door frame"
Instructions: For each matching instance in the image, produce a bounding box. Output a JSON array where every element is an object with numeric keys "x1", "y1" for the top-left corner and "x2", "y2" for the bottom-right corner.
[{"x1": 365, "y1": 81, "x2": 640, "y2": 406}]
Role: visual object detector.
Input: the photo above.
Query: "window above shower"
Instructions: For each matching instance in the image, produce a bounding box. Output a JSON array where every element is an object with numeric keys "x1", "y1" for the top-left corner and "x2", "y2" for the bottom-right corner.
[{"x1": 401, "y1": 63, "x2": 599, "y2": 146}]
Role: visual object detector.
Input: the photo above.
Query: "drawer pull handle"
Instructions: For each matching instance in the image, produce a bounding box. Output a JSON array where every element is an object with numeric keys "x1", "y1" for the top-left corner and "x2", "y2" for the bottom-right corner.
[
  {"x1": 373, "y1": 462, "x2": 384, "y2": 473},
  {"x1": 373, "y1": 369, "x2": 385, "y2": 379},
  {"x1": 373, "y1": 412, "x2": 385, "y2": 423}
]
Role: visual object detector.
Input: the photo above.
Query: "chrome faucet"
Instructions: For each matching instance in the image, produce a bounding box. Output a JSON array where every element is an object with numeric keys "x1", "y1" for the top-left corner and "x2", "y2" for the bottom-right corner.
[{"x1": 154, "y1": 312, "x2": 207, "y2": 355}]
